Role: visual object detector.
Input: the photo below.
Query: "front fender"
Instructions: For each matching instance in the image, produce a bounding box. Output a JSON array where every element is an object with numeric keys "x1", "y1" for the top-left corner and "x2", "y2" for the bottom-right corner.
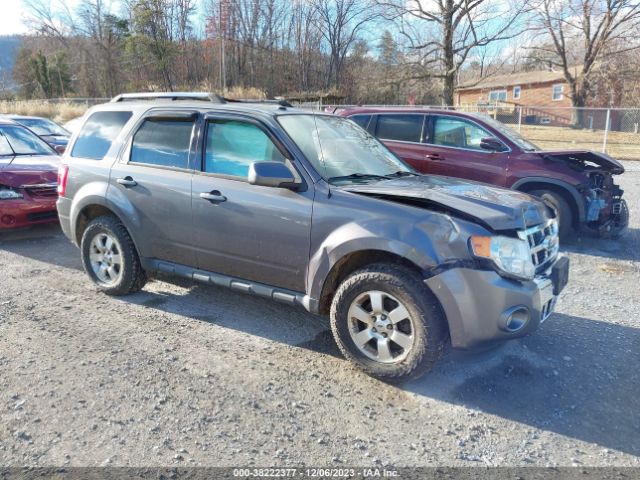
[{"x1": 307, "y1": 214, "x2": 468, "y2": 304}]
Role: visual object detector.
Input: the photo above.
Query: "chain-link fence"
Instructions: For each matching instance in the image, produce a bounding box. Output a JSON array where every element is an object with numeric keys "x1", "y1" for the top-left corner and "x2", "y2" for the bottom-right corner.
[{"x1": 310, "y1": 104, "x2": 640, "y2": 161}]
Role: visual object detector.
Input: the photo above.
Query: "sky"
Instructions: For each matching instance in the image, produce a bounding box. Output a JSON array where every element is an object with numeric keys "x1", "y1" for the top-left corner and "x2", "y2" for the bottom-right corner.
[{"x1": 0, "y1": 0, "x2": 31, "y2": 35}]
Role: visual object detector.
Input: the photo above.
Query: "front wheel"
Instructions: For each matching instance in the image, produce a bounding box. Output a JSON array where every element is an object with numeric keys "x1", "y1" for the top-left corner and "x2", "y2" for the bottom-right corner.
[
  {"x1": 80, "y1": 215, "x2": 147, "y2": 296},
  {"x1": 530, "y1": 189, "x2": 575, "y2": 240},
  {"x1": 330, "y1": 263, "x2": 449, "y2": 382}
]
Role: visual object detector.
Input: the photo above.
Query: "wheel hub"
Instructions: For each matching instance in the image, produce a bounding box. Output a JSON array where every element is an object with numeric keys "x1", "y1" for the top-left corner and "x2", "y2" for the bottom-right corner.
[{"x1": 347, "y1": 290, "x2": 415, "y2": 364}]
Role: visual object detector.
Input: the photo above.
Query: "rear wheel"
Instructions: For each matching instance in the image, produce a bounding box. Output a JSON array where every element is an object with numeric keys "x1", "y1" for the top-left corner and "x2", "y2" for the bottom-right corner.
[
  {"x1": 330, "y1": 263, "x2": 449, "y2": 382},
  {"x1": 530, "y1": 189, "x2": 575, "y2": 240},
  {"x1": 80, "y1": 215, "x2": 147, "y2": 295}
]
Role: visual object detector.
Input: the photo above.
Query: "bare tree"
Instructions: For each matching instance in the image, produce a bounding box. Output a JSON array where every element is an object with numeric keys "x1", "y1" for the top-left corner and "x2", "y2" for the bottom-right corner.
[
  {"x1": 378, "y1": 0, "x2": 533, "y2": 104},
  {"x1": 312, "y1": 0, "x2": 378, "y2": 89},
  {"x1": 534, "y1": 0, "x2": 640, "y2": 115}
]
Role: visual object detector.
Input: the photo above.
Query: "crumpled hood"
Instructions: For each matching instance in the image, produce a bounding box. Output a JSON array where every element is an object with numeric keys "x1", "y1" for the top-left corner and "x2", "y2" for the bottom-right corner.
[
  {"x1": 339, "y1": 175, "x2": 551, "y2": 231},
  {"x1": 0, "y1": 155, "x2": 59, "y2": 188},
  {"x1": 537, "y1": 150, "x2": 625, "y2": 175}
]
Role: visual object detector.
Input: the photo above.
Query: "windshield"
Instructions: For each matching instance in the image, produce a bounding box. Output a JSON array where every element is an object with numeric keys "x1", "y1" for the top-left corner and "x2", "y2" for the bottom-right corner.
[
  {"x1": 0, "y1": 125, "x2": 56, "y2": 156},
  {"x1": 18, "y1": 118, "x2": 70, "y2": 137},
  {"x1": 472, "y1": 114, "x2": 539, "y2": 152},
  {"x1": 278, "y1": 114, "x2": 412, "y2": 184}
]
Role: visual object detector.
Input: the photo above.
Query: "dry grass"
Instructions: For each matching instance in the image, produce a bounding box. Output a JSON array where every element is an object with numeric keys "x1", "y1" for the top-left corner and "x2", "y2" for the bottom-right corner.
[
  {"x1": 0, "y1": 100, "x2": 88, "y2": 123},
  {"x1": 517, "y1": 124, "x2": 640, "y2": 161}
]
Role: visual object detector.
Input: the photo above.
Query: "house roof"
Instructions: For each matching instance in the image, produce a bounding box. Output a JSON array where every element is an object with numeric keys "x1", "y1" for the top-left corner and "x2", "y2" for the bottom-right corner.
[{"x1": 456, "y1": 69, "x2": 570, "y2": 91}]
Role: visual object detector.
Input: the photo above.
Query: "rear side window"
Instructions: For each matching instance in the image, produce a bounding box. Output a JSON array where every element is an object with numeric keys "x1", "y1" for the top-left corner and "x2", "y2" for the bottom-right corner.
[
  {"x1": 204, "y1": 120, "x2": 286, "y2": 178},
  {"x1": 71, "y1": 111, "x2": 132, "y2": 160},
  {"x1": 376, "y1": 114, "x2": 424, "y2": 143},
  {"x1": 130, "y1": 118, "x2": 195, "y2": 169},
  {"x1": 349, "y1": 115, "x2": 372, "y2": 130}
]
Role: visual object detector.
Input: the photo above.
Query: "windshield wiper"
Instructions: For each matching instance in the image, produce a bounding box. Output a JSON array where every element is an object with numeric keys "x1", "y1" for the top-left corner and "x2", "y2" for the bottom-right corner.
[
  {"x1": 384, "y1": 171, "x2": 420, "y2": 178},
  {"x1": 328, "y1": 173, "x2": 389, "y2": 184}
]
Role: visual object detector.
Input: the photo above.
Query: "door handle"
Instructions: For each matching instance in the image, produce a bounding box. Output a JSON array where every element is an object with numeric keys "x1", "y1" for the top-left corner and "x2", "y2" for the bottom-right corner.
[
  {"x1": 116, "y1": 176, "x2": 137, "y2": 188},
  {"x1": 200, "y1": 191, "x2": 227, "y2": 203},
  {"x1": 425, "y1": 154, "x2": 443, "y2": 161}
]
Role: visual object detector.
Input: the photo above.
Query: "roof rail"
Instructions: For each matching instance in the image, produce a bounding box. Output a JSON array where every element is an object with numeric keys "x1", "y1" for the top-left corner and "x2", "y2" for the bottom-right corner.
[
  {"x1": 110, "y1": 92, "x2": 225, "y2": 103},
  {"x1": 223, "y1": 98, "x2": 293, "y2": 108}
]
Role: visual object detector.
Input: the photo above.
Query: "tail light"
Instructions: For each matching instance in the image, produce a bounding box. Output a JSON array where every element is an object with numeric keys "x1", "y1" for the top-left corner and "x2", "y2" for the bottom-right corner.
[{"x1": 57, "y1": 164, "x2": 69, "y2": 196}]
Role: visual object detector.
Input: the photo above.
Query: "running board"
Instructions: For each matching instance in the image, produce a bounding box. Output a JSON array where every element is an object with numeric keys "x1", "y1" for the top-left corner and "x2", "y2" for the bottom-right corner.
[{"x1": 142, "y1": 258, "x2": 316, "y2": 312}]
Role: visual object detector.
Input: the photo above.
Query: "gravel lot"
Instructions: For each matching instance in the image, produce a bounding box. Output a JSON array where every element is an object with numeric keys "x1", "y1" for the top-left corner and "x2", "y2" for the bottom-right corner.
[{"x1": 0, "y1": 164, "x2": 639, "y2": 468}]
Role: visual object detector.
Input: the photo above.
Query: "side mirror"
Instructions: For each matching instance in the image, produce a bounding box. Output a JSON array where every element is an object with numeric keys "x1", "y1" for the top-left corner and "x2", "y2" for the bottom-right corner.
[
  {"x1": 248, "y1": 161, "x2": 300, "y2": 188},
  {"x1": 54, "y1": 144, "x2": 66, "y2": 155},
  {"x1": 480, "y1": 137, "x2": 505, "y2": 152}
]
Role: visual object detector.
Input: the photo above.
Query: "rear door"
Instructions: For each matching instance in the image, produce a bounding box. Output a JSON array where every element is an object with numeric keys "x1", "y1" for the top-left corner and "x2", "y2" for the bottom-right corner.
[
  {"x1": 422, "y1": 114, "x2": 508, "y2": 185},
  {"x1": 191, "y1": 114, "x2": 313, "y2": 292},
  {"x1": 108, "y1": 110, "x2": 198, "y2": 266},
  {"x1": 372, "y1": 113, "x2": 427, "y2": 168}
]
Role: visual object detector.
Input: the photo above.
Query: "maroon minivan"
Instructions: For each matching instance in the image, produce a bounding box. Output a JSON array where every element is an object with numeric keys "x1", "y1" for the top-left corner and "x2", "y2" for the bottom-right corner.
[{"x1": 338, "y1": 108, "x2": 628, "y2": 238}]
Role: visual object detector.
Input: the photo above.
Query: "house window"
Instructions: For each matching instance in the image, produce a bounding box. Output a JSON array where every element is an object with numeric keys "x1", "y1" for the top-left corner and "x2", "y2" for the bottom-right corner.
[
  {"x1": 552, "y1": 84, "x2": 564, "y2": 101},
  {"x1": 513, "y1": 86, "x2": 521, "y2": 100},
  {"x1": 488, "y1": 90, "x2": 507, "y2": 102}
]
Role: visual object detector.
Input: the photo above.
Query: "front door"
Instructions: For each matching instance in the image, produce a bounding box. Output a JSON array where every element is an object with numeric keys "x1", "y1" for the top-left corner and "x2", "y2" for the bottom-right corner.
[
  {"x1": 372, "y1": 113, "x2": 428, "y2": 168},
  {"x1": 191, "y1": 115, "x2": 313, "y2": 292},
  {"x1": 420, "y1": 115, "x2": 508, "y2": 186}
]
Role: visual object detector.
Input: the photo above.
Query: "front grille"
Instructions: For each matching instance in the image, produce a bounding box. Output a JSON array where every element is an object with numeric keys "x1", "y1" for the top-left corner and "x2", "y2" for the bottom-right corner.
[
  {"x1": 519, "y1": 220, "x2": 560, "y2": 274},
  {"x1": 27, "y1": 211, "x2": 58, "y2": 221},
  {"x1": 23, "y1": 183, "x2": 58, "y2": 198}
]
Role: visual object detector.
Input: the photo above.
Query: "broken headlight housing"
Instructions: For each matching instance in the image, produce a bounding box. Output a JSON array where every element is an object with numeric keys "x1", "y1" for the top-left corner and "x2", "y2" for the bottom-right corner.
[
  {"x1": 0, "y1": 185, "x2": 23, "y2": 200},
  {"x1": 469, "y1": 235, "x2": 535, "y2": 281}
]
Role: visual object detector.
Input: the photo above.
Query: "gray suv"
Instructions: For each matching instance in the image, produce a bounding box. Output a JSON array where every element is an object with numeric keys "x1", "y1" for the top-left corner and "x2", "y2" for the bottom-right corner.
[{"x1": 57, "y1": 93, "x2": 569, "y2": 381}]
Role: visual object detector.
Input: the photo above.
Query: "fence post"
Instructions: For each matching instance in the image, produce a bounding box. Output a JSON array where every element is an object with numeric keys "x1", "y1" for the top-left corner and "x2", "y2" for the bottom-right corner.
[
  {"x1": 602, "y1": 108, "x2": 610, "y2": 154},
  {"x1": 517, "y1": 107, "x2": 522, "y2": 132}
]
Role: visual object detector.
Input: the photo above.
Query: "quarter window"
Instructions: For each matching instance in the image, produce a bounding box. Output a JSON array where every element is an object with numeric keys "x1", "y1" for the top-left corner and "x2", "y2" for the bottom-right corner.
[
  {"x1": 376, "y1": 114, "x2": 424, "y2": 143},
  {"x1": 552, "y1": 84, "x2": 564, "y2": 101},
  {"x1": 71, "y1": 111, "x2": 132, "y2": 160},
  {"x1": 432, "y1": 116, "x2": 496, "y2": 151},
  {"x1": 204, "y1": 120, "x2": 285, "y2": 178},
  {"x1": 130, "y1": 118, "x2": 195, "y2": 169}
]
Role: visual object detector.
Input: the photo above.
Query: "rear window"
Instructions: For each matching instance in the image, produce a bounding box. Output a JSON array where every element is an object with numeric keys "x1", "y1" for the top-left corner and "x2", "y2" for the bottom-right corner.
[
  {"x1": 376, "y1": 114, "x2": 424, "y2": 143},
  {"x1": 130, "y1": 118, "x2": 195, "y2": 169},
  {"x1": 71, "y1": 111, "x2": 132, "y2": 160}
]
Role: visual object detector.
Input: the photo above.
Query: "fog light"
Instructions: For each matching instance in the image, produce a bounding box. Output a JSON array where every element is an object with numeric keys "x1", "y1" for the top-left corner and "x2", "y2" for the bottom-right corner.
[
  {"x1": 1, "y1": 214, "x2": 16, "y2": 225},
  {"x1": 499, "y1": 306, "x2": 530, "y2": 332}
]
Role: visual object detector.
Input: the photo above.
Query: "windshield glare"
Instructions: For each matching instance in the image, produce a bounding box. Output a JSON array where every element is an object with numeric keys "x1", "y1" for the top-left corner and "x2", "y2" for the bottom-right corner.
[
  {"x1": 0, "y1": 125, "x2": 56, "y2": 156},
  {"x1": 472, "y1": 114, "x2": 539, "y2": 152},
  {"x1": 19, "y1": 118, "x2": 69, "y2": 137},
  {"x1": 278, "y1": 114, "x2": 411, "y2": 183}
]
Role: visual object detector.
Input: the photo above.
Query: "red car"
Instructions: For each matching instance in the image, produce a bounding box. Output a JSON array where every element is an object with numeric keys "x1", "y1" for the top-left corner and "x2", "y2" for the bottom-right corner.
[
  {"x1": 338, "y1": 107, "x2": 628, "y2": 238},
  {"x1": 0, "y1": 119, "x2": 60, "y2": 229}
]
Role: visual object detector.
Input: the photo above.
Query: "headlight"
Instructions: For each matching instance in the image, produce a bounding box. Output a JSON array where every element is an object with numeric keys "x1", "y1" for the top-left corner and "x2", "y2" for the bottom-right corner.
[
  {"x1": 0, "y1": 186, "x2": 23, "y2": 200},
  {"x1": 470, "y1": 235, "x2": 535, "y2": 280}
]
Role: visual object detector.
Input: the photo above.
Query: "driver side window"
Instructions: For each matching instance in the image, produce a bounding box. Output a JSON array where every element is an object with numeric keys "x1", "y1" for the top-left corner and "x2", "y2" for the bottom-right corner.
[
  {"x1": 432, "y1": 116, "x2": 493, "y2": 151},
  {"x1": 204, "y1": 120, "x2": 286, "y2": 178}
]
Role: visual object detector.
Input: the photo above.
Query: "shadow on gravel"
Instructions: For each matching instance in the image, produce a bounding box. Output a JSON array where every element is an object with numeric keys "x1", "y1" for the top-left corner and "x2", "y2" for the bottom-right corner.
[
  {"x1": 564, "y1": 227, "x2": 640, "y2": 262},
  {"x1": 407, "y1": 313, "x2": 640, "y2": 457},
  {"x1": 0, "y1": 223, "x2": 82, "y2": 271}
]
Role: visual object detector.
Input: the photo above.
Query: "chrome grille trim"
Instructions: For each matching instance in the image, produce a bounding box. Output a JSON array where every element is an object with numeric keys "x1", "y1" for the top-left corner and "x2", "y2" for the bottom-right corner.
[
  {"x1": 518, "y1": 219, "x2": 560, "y2": 275},
  {"x1": 22, "y1": 183, "x2": 58, "y2": 197}
]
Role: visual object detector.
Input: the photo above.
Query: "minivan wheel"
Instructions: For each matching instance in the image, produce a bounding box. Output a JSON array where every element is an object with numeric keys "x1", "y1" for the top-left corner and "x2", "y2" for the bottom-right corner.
[
  {"x1": 330, "y1": 263, "x2": 449, "y2": 382},
  {"x1": 530, "y1": 189, "x2": 574, "y2": 240},
  {"x1": 81, "y1": 215, "x2": 147, "y2": 296}
]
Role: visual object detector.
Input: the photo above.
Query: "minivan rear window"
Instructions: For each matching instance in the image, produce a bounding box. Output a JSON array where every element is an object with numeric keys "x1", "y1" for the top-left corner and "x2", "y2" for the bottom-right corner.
[{"x1": 71, "y1": 111, "x2": 132, "y2": 160}]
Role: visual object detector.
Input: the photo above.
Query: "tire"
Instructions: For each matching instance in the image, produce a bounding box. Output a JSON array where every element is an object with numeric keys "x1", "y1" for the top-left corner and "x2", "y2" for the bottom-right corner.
[
  {"x1": 330, "y1": 263, "x2": 449, "y2": 382},
  {"x1": 80, "y1": 215, "x2": 147, "y2": 296},
  {"x1": 529, "y1": 189, "x2": 575, "y2": 240}
]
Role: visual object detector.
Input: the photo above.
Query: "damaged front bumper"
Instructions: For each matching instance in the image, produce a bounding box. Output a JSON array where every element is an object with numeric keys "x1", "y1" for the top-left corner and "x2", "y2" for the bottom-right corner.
[{"x1": 425, "y1": 256, "x2": 569, "y2": 349}]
